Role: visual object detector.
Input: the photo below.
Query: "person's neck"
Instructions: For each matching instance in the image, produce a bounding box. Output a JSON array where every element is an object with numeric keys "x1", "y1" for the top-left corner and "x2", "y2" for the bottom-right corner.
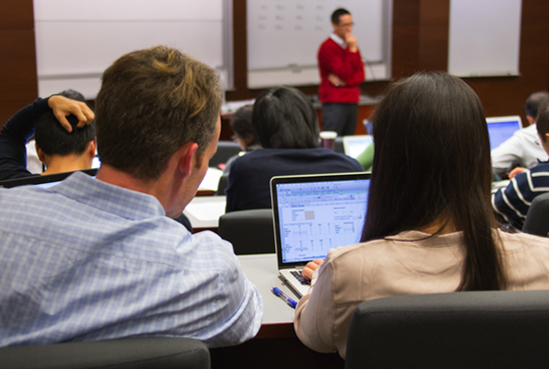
[
  {"x1": 418, "y1": 216, "x2": 458, "y2": 235},
  {"x1": 41, "y1": 154, "x2": 91, "y2": 176}
]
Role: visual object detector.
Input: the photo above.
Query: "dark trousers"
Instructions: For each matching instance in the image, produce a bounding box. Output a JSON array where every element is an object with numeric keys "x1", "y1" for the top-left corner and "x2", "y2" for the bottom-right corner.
[{"x1": 321, "y1": 103, "x2": 358, "y2": 136}]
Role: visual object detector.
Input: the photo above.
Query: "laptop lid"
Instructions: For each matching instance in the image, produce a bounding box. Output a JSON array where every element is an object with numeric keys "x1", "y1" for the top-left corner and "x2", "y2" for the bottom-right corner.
[
  {"x1": 342, "y1": 135, "x2": 374, "y2": 159},
  {"x1": 0, "y1": 168, "x2": 97, "y2": 189},
  {"x1": 270, "y1": 172, "x2": 371, "y2": 271},
  {"x1": 486, "y1": 116, "x2": 523, "y2": 151}
]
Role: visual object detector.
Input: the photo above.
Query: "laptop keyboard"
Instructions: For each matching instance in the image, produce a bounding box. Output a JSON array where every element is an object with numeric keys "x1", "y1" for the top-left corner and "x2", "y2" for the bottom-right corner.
[{"x1": 291, "y1": 271, "x2": 311, "y2": 285}]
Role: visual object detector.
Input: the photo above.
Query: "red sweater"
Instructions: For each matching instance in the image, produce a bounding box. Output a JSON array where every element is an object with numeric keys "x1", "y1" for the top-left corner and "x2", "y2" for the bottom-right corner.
[{"x1": 317, "y1": 37, "x2": 365, "y2": 104}]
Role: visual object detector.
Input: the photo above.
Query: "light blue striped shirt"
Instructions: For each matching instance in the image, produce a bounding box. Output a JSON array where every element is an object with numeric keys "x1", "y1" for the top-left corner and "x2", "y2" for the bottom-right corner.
[{"x1": 0, "y1": 172, "x2": 263, "y2": 347}]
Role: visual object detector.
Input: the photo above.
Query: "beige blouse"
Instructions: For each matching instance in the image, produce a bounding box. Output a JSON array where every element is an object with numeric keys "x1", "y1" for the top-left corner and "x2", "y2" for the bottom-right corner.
[{"x1": 294, "y1": 229, "x2": 549, "y2": 359}]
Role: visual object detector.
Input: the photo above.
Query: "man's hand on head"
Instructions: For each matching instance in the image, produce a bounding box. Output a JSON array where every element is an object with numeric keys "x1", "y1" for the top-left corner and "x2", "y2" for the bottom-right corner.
[{"x1": 48, "y1": 95, "x2": 95, "y2": 133}]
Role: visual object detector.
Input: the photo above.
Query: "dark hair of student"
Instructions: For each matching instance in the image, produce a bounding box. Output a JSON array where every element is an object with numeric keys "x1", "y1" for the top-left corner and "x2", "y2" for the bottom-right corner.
[
  {"x1": 230, "y1": 105, "x2": 256, "y2": 145},
  {"x1": 95, "y1": 46, "x2": 222, "y2": 181},
  {"x1": 252, "y1": 86, "x2": 319, "y2": 149},
  {"x1": 35, "y1": 89, "x2": 96, "y2": 156},
  {"x1": 361, "y1": 71, "x2": 507, "y2": 291},
  {"x1": 525, "y1": 91, "x2": 549, "y2": 119},
  {"x1": 536, "y1": 99, "x2": 549, "y2": 140},
  {"x1": 331, "y1": 8, "x2": 351, "y2": 25}
]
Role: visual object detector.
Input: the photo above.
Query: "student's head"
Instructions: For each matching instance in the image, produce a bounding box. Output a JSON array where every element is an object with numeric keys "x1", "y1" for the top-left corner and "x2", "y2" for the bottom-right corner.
[
  {"x1": 331, "y1": 8, "x2": 353, "y2": 39},
  {"x1": 230, "y1": 105, "x2": 256, "y2": 151},
  {"x1": 525, "y1": 91, "x2": 549, "y2": 124},
  {"x1": 35, "y1": 89, "x2": 96, "y2": 160},
  {"x1": 362, "y1": 71, "x2": 505, "y2": 291},
  {"x1": 95, "y1": 46, "x2": 222, "y2": 182},
  {"x1": 536, "y1": 99, "x2": 549, "y2": 155},
  {"x1": 252, "y1": 86, "x2": 319, "y2": 149}
]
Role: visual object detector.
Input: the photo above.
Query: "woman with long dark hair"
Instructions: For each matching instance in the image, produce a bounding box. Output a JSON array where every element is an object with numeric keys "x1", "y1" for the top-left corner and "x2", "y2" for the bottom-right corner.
[{"x1": 294, "y1": 72, "x2": 549, "y2": 359}]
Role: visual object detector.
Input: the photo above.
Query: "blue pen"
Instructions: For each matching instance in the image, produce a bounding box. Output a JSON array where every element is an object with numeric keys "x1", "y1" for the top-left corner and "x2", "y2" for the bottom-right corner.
[{"x1": 271, "y1": 286, "x2": 297, "y2": 309}]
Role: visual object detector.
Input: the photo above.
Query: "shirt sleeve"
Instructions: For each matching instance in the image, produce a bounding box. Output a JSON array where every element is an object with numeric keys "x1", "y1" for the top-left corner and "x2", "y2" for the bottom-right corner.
[
  {"x1": 318, "y1": 44, "x2": 365, "y2": 87},
  {"x1": 492, "y1": 169, "x2": 539, "y2": 229},
  {"x1": 491, "y1": 134, "x2": 525, "y2": 172},
  {"x1": 0, "y1": 97, "x2": 50, "y2": 180},
  {"x1": 294, "y1": 255, "x2": 338, "y2": 354},
  {"x1": 199, "y1": 243, "x2": 264, "y2": 347}
]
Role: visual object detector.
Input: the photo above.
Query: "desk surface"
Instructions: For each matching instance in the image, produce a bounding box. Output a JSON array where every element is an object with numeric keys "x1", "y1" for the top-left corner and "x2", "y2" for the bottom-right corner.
[
  {"x1": 237, "y1": 253, "x2": 301, "y2": 338},
  {"x1": 183, "y1": 196, "x2": 226, "y2": 230}
]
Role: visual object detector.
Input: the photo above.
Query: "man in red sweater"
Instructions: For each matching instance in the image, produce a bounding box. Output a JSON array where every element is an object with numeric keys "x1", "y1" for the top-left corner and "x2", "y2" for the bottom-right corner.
[{"x1": 318, "y1": 8, "x2": 365, "y2": 136}]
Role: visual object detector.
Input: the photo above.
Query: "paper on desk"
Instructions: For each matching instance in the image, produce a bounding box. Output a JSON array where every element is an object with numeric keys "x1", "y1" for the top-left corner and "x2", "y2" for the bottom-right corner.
[
  {"x1": 185, "y1": 201, "x2": 226, "y2": 221},
  {"x1": 198, "y1": 168, "x2": 223, "y2": 191}
]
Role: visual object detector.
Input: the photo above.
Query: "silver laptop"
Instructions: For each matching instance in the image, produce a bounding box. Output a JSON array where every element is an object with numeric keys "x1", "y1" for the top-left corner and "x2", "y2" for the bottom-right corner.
[
  {"x1": 342, "y1": 135, "x2": 373, "y2": 159},
  {"x1": 270, "y1": 172, "x2": 371, "y2": 297},
  {"x1": 486, "y1": 116, "x2": 523, "y2": 151}
]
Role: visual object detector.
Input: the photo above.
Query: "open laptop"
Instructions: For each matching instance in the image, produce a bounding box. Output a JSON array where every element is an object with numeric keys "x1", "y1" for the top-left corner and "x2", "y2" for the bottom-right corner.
[
  {"x1": 486, "y1": 116, "x2": 523, "y2": 151},
  {"x1": 342, "y1": 135, "x2": 374, "y2": 159},
  {"x1": 270, "y1": 172, "x2": 371, "y2": 297}
]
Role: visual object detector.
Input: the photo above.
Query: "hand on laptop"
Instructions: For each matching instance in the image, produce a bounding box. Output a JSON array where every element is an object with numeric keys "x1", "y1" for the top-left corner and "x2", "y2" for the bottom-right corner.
[
  {"x1": 48, "y1": 95, "x2": 95, "y2": 133},
  {"x1": 302, "y1": 259, "x2": 325, "y2": 281}
]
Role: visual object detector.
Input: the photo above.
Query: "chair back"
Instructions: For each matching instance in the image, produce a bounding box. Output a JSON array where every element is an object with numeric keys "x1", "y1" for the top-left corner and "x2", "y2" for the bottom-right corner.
[
  {"x1": 215, "y1": 174, "x2": 229, "y2": 196},
  {"x1": 0, "y1": 337, "x2": 210, "y2": 369},
  {"x1": 218, "y1": 209, "x2": 275, "y2": 255},
  {"x1": 522, "y1": 192, "x2": 549, "y2": 237},
  {"x1": 345, "y1": 290, "x2": 549, "y2": 369},
  {"x1": 209, "y1": 141, "x2": 241, "y2": 169}
]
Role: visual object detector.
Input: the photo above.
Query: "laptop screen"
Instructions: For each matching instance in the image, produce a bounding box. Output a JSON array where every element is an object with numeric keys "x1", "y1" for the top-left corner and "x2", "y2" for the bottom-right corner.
[
  {"x1": 342, "y1": 135, "x2": 373, "y2": 159},
  {"x1": 271, "y1": 172, "x2": 370, "y2": 267},
  {"x1": 486, "y1": 116, "x2": 522, "y2": 151}
]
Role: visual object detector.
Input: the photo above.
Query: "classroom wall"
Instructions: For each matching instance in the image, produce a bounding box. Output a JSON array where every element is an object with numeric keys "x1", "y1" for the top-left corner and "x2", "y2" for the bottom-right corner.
[{"x1": 1, "y1": 0, "x2": 548, "y2": 127}]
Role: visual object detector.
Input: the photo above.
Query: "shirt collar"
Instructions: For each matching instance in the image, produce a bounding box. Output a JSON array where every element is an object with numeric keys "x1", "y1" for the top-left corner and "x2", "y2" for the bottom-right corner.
[
  {"x1": 330, "y1": 33, "x2": 347, "y2": 49},
  {"x1": 53, "y1": 171, "x2": 166, "y2": 220}
]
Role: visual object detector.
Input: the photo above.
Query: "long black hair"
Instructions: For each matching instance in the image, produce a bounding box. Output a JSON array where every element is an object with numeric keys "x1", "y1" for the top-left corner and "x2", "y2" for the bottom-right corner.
[{"x1": 361, "y1": 71, "x2": 506, "y2": 291}]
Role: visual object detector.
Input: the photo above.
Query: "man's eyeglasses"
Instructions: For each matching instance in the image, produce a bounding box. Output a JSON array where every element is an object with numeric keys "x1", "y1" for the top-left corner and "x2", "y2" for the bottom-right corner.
[{"x1": 338, "y1": 22, "x2": 354, "y2": 28}]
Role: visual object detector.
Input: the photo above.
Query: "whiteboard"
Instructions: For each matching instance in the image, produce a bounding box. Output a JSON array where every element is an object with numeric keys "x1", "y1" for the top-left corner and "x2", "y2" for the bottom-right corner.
[
  {"x1": 34, "y1": 0, "x2": 232, "y2": 99},
  {"x1": 247, "y1": 0, "x2": 392, "y2": 88},
  {"x1": 448, "y1": 0, "x2": 522, "y2": 77}
]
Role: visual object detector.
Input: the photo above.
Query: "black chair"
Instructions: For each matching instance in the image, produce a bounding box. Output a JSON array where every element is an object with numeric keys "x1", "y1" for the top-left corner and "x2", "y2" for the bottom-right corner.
[
  {"x1": 209, "y1": 141, "x2": 241, "y2": 169},
  {"x1": 345, "y1": 290, "x2": 549, "y2": 369},
  {"x1": 215, "y1": 174, "x2": 229, "y2": 196},
  {"x1": 218, "y1": 209, "x2": 275, "y2": 255},
  {"x1": 522, "y1": 192, "x2": 549, "y2": 237},
  {"x1": 334, "y1": 137, "x2": 345, "y2": 154},
  {"x1": 0, "y1": 337, "x2": 210, "y2": 369}
]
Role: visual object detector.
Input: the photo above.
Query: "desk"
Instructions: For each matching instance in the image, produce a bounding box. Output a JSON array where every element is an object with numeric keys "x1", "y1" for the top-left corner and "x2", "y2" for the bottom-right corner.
[
  {"x1": 210, "y1": 254, "x2": 345, "y2": 369},
  {"x1": 183, "y1": 196, "x2": 225, "y2": 232}
]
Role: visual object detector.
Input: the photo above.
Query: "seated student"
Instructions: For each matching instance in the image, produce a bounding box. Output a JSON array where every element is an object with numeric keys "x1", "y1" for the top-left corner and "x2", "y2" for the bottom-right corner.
[
  {"x1": 222, "y1": 104, "x2": 260, "y2": 176},
  {"x1": 492, "y1": 98, "x2": 549, "y2": 230},
  {"x1": 492, "y1": 91, "x2": 549, "y2": 177},
  {"x1": 0, "y1": 90, "x2": 95, "y2": 180},
  {"x1": 294, "y1": 72, "x2": 549, "y2": 359},
  {"x1": 225, "y1": 86, "x2": 363, "y2": 212},
  {"x1": 0, "y1": 46, "x2": 262, "y2": 347}
]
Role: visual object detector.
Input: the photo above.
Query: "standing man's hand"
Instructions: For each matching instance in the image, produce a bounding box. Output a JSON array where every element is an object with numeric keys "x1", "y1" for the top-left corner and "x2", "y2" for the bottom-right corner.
[
  {"x1": 346, "y1": 35, "x2": 358, "y2": 53},
  {"x1": 328, "y1": 73, "x2": 346, "y2": 87}
]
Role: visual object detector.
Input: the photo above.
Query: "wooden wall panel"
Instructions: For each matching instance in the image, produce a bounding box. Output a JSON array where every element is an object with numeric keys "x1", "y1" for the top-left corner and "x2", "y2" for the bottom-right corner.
[{"x1": 0, "y1": 0, "x2": 37, "y2": 126}]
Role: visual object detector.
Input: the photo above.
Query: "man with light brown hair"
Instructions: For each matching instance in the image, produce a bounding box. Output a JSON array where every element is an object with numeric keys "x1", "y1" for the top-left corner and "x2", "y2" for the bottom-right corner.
[{"x1": 0, "y1": 46, "x2": 263, "y2": 348}]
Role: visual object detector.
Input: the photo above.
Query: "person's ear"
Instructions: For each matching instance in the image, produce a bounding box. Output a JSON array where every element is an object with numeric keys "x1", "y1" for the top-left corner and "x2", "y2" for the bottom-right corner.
[
  {"x1": 545, "y1": 133, "x2": 549, "y2": 141},
  {"x1": 87, "y1": 139, "x2": 97, "y2": 159},
  {"x1": 177, "y1": 142, "x2": 199, "y2": 179},
  {"x1": 35, "y1": 143, "x2": 46, "y2": 163},
  {"x1": 527, "y1": 115, "x2": 536, "y2": 125}
]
